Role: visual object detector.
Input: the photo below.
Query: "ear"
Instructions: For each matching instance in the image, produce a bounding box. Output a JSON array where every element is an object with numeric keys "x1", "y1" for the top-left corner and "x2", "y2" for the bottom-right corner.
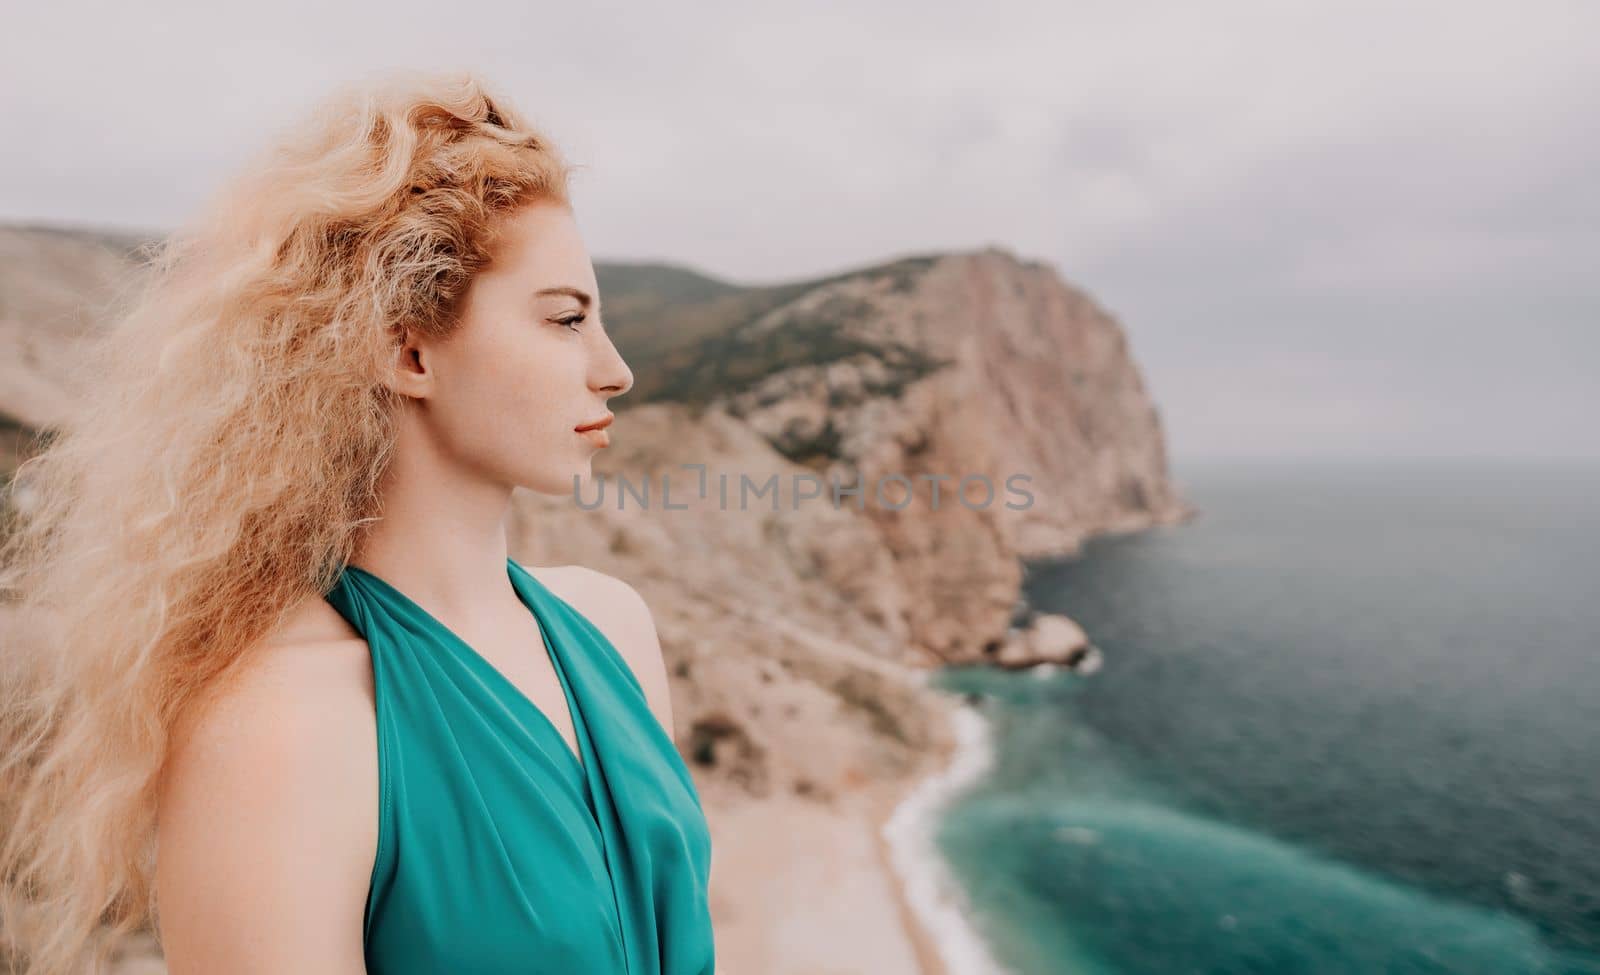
[{"x1": 383, "y1": 326, "x2": 435, "y2": 399}]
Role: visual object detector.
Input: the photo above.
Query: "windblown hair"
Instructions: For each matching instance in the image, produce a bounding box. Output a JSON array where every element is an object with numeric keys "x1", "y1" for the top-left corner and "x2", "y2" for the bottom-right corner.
[{"x1": 0, "y1": 69, "x2": 574, "y2": 973}]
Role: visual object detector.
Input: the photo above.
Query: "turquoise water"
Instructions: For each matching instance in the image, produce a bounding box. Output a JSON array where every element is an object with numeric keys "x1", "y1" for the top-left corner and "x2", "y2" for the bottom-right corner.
[{"x1": 932, "y1": 459, "x2": 1600, "y2": 974}]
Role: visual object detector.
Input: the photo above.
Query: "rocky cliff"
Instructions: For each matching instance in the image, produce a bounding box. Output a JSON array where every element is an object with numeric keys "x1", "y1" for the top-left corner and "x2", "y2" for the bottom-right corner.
[{"x1": 587, "y1": 246, "x2": 1190, "y2": 664}]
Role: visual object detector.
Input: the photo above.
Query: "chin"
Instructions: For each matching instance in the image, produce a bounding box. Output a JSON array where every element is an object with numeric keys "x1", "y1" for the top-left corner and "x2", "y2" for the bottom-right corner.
[{"x1": 524, "y1": 459, "x2": 601, "y2": 497}]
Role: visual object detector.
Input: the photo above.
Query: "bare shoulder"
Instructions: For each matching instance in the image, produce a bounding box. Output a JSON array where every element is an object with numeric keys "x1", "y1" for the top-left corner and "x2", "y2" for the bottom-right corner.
[
  {"x1": 523, "y1": 563, "x2": 676, "y2": 741},
  {"x1": 156, "y1": 596, "x2": 374, "y2": 974}
]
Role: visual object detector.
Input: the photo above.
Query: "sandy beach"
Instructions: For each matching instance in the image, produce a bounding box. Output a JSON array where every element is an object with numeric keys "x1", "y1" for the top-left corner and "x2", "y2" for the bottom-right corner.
[
  {"x1": 701, "y1": 695, "x2": 1003, "y2": 975},
  {"x1": 701, "y1": 778, "x2": 950, "y2": 975}
]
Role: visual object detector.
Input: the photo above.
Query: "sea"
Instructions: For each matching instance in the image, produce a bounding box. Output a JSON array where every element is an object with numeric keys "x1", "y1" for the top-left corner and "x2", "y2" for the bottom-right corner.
[{"x1": 912, "y1": 458, "x2": 1600, "y2": 975}]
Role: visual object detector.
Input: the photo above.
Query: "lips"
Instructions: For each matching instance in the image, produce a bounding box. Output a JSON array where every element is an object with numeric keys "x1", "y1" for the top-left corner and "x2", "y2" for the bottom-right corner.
[{"x1": 574, "y1": 413, "x2": 614, "y2": 433}]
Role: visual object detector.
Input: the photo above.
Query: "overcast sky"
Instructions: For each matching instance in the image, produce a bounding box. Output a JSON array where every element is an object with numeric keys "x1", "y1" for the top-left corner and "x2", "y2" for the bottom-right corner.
[{"x1": 3, "y1": 1, "x2": 1595, "y2": 466}]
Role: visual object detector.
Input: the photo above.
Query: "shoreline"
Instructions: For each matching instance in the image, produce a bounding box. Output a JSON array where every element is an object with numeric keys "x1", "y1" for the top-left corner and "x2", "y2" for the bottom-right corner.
[
  {"x1": 700, "y1": 679, "x2": 1010, "y2": 975},
  {"x1": 872, "y1": 805, "x2": 954, "y2": 975},
  {"x1": 875, "y1": 693, "x2": 1010, "y2": 975}
]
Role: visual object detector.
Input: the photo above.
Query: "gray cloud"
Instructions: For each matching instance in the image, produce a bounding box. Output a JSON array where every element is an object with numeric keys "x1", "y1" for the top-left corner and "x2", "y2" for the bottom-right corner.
[{"x1": 2, "y1": 0, "x2": 1594, "y2": 461}]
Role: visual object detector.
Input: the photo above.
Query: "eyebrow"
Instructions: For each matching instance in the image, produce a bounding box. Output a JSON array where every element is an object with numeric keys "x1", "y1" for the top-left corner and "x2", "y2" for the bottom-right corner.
[{"x1": 534, "y1": 286, "x2": 600, "y2": 315}]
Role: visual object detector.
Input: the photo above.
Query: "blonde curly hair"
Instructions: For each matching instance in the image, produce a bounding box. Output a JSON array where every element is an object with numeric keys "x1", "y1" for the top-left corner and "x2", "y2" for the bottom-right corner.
[{"x1": 0, "y1": 69, "x2": 576, "y2": 973}]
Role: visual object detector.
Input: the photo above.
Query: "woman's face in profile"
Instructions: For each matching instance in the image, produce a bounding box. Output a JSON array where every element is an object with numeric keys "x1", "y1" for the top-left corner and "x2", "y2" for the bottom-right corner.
[{"x1": 396, "y1": 199, "x2": 634, "y2": 496}]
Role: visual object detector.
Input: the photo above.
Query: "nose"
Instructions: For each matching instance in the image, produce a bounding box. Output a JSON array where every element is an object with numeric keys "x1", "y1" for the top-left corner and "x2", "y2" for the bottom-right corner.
[{"x1": 591, "y1": 329, "x2": 633, "y2": 398}]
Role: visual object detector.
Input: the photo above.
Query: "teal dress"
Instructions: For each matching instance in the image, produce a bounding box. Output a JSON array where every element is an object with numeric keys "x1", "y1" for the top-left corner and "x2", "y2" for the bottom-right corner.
[{"x1": 323, "y1": 558, "x2": 715, "y2": 974}]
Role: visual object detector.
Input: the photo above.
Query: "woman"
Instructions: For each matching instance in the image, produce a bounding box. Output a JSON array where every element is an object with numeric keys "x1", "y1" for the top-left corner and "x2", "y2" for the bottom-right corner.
[{"x1": 0, "y1": 71, "x2": 715, "y2": 974}]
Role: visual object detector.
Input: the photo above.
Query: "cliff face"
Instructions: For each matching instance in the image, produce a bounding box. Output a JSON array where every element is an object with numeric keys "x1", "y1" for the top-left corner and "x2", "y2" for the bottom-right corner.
[{"x1": 593, "y1": 246, "x2": 1190, "y2": 665}]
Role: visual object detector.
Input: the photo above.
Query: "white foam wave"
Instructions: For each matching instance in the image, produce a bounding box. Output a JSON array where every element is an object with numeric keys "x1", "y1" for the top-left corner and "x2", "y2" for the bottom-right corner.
[{"x1": 881, "y1": 702, "x2": 1012, "y2": 975}]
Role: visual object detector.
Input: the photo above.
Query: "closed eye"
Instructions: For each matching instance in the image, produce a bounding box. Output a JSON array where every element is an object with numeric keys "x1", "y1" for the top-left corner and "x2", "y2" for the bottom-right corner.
[{"x1": 555, "y1": 313, "x2": 586, "y2": 331}]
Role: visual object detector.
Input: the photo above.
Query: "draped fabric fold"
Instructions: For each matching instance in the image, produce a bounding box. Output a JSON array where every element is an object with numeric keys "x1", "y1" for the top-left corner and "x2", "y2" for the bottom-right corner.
[{"x1": 323, "y1": 558, "x2": 716, "y2": 974}]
